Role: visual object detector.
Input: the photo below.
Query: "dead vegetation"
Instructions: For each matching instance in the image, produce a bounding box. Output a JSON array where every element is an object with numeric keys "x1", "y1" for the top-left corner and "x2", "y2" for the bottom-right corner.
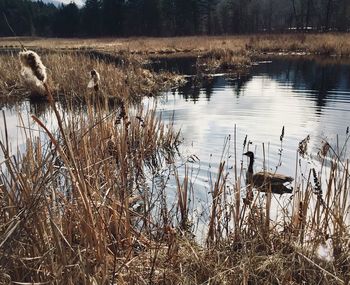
[
  {"x1": 1, "y1": 33, "x2": 350, "y2": 56},
  {"x1": 2, "y1": 33, "x2": 350, "y2": 100},
  {"x1": 2, "y1": 34, "x2": 350, "y2": 80},
  {"x1": 0, "y1": 34, "x2": 349, "y2": 284},
  {"x1": 0, "y1": 98, "x2": 349, "y2": 284},
  {"x1": 0, "y1": 51, "x2": 186, "y2": 102}
]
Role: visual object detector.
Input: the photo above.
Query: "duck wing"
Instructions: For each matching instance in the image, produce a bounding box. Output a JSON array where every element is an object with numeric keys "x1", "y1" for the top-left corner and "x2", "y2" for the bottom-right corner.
[
  {"x1": 253, "y1": 171, "x2": 293, "y2": 194},
  {"x1": 253, "y1": 171, "x2": 294, "y2": 186}
]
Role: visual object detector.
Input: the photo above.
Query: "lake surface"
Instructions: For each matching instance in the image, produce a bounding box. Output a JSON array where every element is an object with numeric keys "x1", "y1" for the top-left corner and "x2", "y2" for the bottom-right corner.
[
  {"x1": 1, "y1": 57, "x2": 350, "y2": 197},
  {"x1": 142, "y1": 57, "x2": 350, "y2": 222}
]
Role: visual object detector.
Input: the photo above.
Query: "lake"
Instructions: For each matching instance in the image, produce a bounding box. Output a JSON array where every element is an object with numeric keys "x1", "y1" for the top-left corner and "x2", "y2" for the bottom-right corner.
[
  {"x1": 1, "y1": 56, "x2": 350, "y2": 202},
  {"x1": 146, "y1": 57, "x2": 350, "y2": 183}
]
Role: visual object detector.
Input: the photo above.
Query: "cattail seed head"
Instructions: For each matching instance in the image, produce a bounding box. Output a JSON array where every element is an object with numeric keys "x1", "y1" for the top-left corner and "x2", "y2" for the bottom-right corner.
[
  {"x1": 298, "y1": 135, "x2": 310, "y2": 158},
  {"x1": 318, "y1": 140, "x2": 330, "y2": 157},
  {"x1": 280, "y1": 126, "x2": 285, "y2": 142},
  {"x1": 88, "y1": 69, "x2": 100, "y2": 91},
  {"x1": 19, "y1": 50, "x2": 47, "y2": 83}
]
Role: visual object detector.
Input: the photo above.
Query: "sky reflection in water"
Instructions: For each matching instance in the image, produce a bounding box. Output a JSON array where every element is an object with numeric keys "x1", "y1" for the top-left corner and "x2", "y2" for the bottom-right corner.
[
  {"x1": 1, "y1": 57, "x2": 350, "y2": 198},
  {"x1": 145, "y1": 58, "x2": 350, "y2": 195}
]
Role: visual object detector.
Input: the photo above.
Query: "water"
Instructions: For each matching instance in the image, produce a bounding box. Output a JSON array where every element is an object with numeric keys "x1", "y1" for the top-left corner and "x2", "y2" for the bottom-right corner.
[
  {"x1": 143, "y1": 57, "x2": 350, "y2": 203},
  {"x1": 1, "y1": 57, "x2": 350, "y2": 191}
]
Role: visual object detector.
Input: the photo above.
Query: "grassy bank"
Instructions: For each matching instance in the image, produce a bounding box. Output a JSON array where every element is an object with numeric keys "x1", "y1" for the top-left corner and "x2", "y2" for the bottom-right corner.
[
  {"x1": 0, "y1": 51, "x2": 185, "y2": 102},
  {"x1": 2, "y1": 33, "x2": 350, "y2": 101},
  {"x1": 1, "y1": 34, "x2": 350, "y2": 56},
  {"x1": 2, "y1": 33, "x2": 350, "y2": 80}
]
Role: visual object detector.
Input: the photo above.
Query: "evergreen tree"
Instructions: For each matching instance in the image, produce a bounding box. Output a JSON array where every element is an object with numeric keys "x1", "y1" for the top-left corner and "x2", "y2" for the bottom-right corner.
[
  {"x1": 198, "y1": 0, "x2": 219, "y2": 34},
  {"x1": 0, "y1": 0, "x2": 34, "y2": 36},
  {"x1": 124, "y1": 0, "x2": 142, "y2": 35},
  {"x1": 335, "y1": 0, "x2": 350, "y2": 31},
  {"x1": 81, "y1": 0, "x2": 101, "y2": 36},
  {"x1": 174, "y1": 0, "x2": 199, "y2": 35},
  {"x1": 1, "y1": 0, "x2": 350, "y2": 37},
  {"x1": 101, "y1": 0, "x2": 124, "y2": 36},
  {"x1": 142, "y1": 0, "x2": 161, "y2": 35},
  {"x1": 160, "y1": 0, "x2": 176, "y2": 35},
  {"x1": 31, "y1": 1, "x2": 57, "y2": 36},
  {"x1": 53, "y1": 3, "x2": 80, "y2": 37}
]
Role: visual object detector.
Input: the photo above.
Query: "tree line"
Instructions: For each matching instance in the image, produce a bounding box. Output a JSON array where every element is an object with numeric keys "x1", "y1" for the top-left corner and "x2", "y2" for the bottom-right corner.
[{"x1": 1, "y1": 0, "x2": 350, "y2": 37}]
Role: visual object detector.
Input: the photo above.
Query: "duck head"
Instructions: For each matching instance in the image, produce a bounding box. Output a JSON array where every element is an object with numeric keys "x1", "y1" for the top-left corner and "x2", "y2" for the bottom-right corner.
[{"x1": 243, "y1": 151, "x2": 254, "y2": 159}]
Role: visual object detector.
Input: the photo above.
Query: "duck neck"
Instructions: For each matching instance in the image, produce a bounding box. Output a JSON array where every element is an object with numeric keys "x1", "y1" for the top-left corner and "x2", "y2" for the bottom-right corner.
[{"x1": 248, "y1": 157, "x2": 254, "y2": 173}]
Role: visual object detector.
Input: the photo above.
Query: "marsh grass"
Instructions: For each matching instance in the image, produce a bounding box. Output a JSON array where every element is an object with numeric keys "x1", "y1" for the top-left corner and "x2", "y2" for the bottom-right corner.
[
  {"x1": 2, "y1": 33, "x2": 350, "y2": 88},
  {"x1": 0, "y1": 98, "x2": 182, "y2": 284},
  {"x1": 0, "y1": 51, "x2": 185, "y2": 102},
  {"x1": 197, "y1": 48, "x2": 251, "y2": 74},
  {"x1": 1, "y1": 98, "x2": 349, "y2": 284},
  {"x1": 1, "y1": 34, "x2": 350, "y2": 57}
]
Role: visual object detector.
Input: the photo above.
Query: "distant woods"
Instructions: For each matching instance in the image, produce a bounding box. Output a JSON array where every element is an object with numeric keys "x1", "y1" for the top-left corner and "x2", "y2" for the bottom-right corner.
[{"x1": 1, "y1": 0, "x2": 350, "y2": 37}]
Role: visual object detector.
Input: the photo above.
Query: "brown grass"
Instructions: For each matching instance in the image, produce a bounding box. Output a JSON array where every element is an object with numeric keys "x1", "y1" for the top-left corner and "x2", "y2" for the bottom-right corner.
[
  {"x1": 0, "y1": 51, "x2": 185, "y2": 102},
  {"x1": 0, "y1": 99, "x2": 181, "y2": 284},
  {"x1": 0, "y1": 100, "x2": 349, "y2": 283},
  {"x1": 2, "y1": 34, "x2": 349, "y2": 79},
  {"x1": 1, "y1": 34, "x2": 350, "y2": 56}
]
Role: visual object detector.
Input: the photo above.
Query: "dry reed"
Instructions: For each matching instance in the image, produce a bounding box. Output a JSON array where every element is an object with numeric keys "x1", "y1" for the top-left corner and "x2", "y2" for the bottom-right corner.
[
  {"x1": 0, "y1": 100, "x2": 349, "y2": 283},
  {"x1": 0, "y1": 51, "x2": 185, "y2": 102}
]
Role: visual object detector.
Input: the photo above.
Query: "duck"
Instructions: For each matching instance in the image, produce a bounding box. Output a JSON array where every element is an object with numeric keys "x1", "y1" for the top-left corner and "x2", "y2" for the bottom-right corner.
[{"x1": 243, "y1": 151, "x2": 293, "y2": 194}]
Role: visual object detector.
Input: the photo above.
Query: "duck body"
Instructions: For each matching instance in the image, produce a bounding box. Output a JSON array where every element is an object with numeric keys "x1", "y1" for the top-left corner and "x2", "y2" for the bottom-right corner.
[{"x1": 244, "y1": 151, "x2": 293, "y2": 195}]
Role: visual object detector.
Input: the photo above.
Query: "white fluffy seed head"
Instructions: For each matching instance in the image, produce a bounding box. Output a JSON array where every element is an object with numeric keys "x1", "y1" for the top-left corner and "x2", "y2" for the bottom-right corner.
[
  {"x1": 316, "y1": 240, "x2": 334, "y2": 262},
  {"x1": 88, "y1": 69, "x2": 100, "y2": 89},
  {"x1": 19, "y1": 50, "x2": 47, "y2": 83},
  {"x1": 21, "y1": 67, "x2": 46, "y2": 94}
]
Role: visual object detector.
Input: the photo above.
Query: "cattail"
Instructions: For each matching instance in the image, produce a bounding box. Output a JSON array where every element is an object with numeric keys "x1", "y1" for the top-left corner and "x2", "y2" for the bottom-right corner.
[
  {"x1": 243, "y1": 134, "x2": 247, "y2": 149},
  {"x1": 280, "y1": 126, "x2": 285, "y2": 142},
  {"x1": 312, "y1": 168, "x2": 321, "y2": 193},
  {"x1": 136, "y1": 115, "x2": 145, "y2": 127},
  {"x1": 19, "y1": 50, "x2": 47, "y2": 83},
  {"x1": 88, "y1": 69, "x2": 100, "y2": 91},
  {"x1": 115, "y1": 101, "x2": 127, "y2": 125},
  {"x1": 318, "y1": 140, "x2": 330, "y2": 157},
  {"x1": 298, "y1": 134, "x2": 310, "y2": 158},
  {"x1": 312, "y1": 168, "x2": 325, "y2": 206}
]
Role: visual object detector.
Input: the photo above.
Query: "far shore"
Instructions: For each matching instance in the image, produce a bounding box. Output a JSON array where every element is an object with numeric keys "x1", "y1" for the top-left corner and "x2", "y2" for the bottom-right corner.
[{"x1": 1, "y1": 33, "x2": 350, "y2": 58}]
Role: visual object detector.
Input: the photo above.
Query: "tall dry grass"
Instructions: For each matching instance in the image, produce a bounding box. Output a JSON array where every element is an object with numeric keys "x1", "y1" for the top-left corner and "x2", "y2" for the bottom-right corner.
[
  {"x1": 0, "y1": 51, "x2": 185, "y2": 102},
  {"x1": 0, "y1": 97, "x2": 182, "y2": 284},
  {"x1": 3, "y1": 34, "x2": 350, "y2": 82},
  {"x1": 3, "y1": 33, "x2": 349, "y2": 100},
  {"x1": 1, "y1": 103, "x2": 349, "y2": 284}
]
